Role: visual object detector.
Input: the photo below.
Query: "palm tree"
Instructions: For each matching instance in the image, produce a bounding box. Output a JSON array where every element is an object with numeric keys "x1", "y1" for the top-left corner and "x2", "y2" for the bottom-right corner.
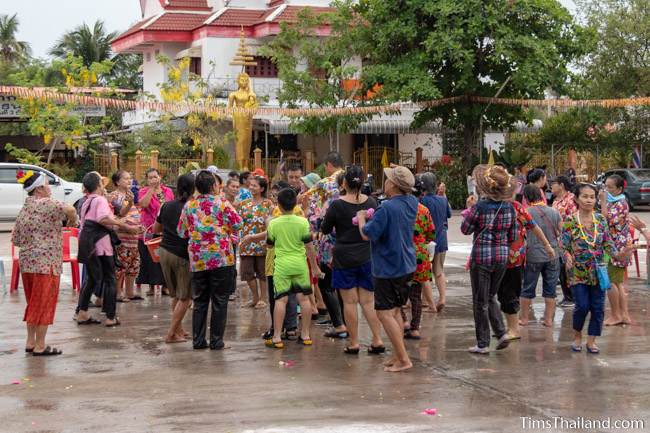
[
  {"x1": 0, "y1": 14, "x2": 31, "y2": 63},
  {"x1": 49, "y1": 20, "x2": 118, "y2": 66}
]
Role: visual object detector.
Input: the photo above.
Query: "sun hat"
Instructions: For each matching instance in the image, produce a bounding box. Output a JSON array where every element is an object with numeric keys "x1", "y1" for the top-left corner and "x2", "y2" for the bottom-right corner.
[
  {"x1": 472, "y1": 164, "x2": 516, "y2": 201},
  {"x1": 301, "y1": 172, "x2": 321, "y2": 189},
  {"x1": 384, "y1": 165, "x2": 415, "y2": 193}
]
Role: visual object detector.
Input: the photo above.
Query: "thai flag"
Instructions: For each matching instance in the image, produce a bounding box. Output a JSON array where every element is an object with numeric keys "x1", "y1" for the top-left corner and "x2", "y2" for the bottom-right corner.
[{"x1": 633, "y1": 146, "x2": 641, "y2": 168}]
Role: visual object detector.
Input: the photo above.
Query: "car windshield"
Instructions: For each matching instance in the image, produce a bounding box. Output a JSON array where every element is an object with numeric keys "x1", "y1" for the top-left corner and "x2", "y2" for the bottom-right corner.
[{"x1": 631, "y1": 170, "x2": 650, "y2": 180}]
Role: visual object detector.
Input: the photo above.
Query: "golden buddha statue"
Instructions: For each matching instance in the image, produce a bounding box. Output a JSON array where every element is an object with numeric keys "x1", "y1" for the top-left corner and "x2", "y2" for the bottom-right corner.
[
  {"x1": 228, "y1": 72, "x2": 257, "y2": 170},
  {"x1": 228, "y1": 28, "x2": 259, "y2": 170}
]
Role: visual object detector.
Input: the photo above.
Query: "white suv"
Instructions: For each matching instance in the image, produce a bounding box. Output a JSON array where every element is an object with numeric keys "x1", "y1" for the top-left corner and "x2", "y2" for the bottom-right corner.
[{"x1": 0, "y1": 163, "x2": 84, "y2": 220}]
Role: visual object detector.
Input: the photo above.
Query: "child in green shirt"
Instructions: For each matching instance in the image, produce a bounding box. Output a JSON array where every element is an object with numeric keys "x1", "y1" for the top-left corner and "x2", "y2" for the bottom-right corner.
[{"x1": 265, "y1": 188, "x2": 315, "y2": 348}]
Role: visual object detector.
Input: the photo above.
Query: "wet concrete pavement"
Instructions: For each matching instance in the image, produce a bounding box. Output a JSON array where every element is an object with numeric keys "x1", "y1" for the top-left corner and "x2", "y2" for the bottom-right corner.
[{"x1": 1, "y1": 221, "x2": 649, "y2": 433}]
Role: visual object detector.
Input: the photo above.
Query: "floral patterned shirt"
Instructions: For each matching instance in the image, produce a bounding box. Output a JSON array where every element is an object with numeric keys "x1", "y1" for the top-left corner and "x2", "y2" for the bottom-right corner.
[
  {"x1": 552, "y1": 192, "x2": 577, "y2": 221},
  {"x1": 561, "y1": 213, "x2": 615, "y2": 286},
  {"x1": 604, "y1": 199, "x2": 631, "y2": 267},
  {"x1": 237, "y1": 198, "x2": 274, "y2": 256},
  {"x1": 508, "y1": 201, "x2": 536, "y2": 268},
  {"x1": 413, "y1": 203, "x2": 436, "y2": 283},
  {"x1": 12, "y1": 196, "x2": 66, "y2": 275},
  {"x1": 178, "y1": 194, "x2": 242, "y2": 272},
  {"x1": 306, "y1": 170, "x2": 342, "y2": 266}
]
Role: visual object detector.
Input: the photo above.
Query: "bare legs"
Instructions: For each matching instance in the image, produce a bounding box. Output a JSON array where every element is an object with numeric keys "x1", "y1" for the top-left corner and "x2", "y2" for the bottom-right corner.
[
  {"x1": 519, "y1": 298, "x2": 532, "y2": 326},
  {"x1": 377, "y1": 308, "x2": 412, "y2": 372},
  {"x1": 358, "y1": 289, "x2": 383, "y2": 347},
  {"x1": 272, "y1": 294, "x2": 312, "y2": 344},
  {"x1": 244, "y1": 279, "x2": 268, "y2": 309},
  {"x1": 518, "y1": 297, "x2": 555, "y2": 327},
  {"x1": 542, "y1": 298, "x2": 556, "y2": 327},
  {"x1": 422, "y1": 281, "x2": 435, "y2": 312},
  {"x1": 25, "y1": 324, "x2": 36, "y2": 351},
  {"x1": 434, "y1": 272, "x2": 447, "y2": 310},
  {"x1": 340, "y1": 288, "x2": 384, "y2": 350},
  {"x1": 605, "y1": 283, "x2": 622, "y2": 326},
  {"x1": 165, "y1": 298, "x2": 191, "y2": 343}
]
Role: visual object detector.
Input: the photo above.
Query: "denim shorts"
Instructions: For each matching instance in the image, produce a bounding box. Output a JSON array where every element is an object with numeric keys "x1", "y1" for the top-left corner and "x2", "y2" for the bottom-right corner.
[
  {"x1": 331, "y1": 262, "x2": 373, "y2": 291},
  {"x1": 522, "y1": 259, "x2": 560, "y2": 299}
]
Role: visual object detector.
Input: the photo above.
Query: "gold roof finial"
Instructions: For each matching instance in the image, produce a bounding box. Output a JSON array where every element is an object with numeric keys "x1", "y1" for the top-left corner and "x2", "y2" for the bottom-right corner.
[{"x1": 229, "y1": 26, "x2": 257, "y2": 71}]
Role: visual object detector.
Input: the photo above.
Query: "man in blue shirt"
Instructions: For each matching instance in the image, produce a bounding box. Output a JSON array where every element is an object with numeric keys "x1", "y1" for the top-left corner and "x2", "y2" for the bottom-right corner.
[
  {"x1": 420, "y1": 172, "x2": 452, "y2": 311},
  {"x1": 357, "y1": 165, "x2": 418, "y2": 373}
]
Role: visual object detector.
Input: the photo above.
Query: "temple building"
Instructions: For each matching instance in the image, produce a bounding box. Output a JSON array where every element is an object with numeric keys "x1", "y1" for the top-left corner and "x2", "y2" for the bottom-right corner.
[{"x1": 111, "y1": 0, "x2": 472, "y2": 174}]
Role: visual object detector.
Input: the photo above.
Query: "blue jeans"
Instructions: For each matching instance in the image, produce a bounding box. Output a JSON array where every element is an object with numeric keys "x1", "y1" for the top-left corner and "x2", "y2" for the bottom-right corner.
[
  {"x1": 522, "y1": 259, "x2": 560, "y2": 299},
  {"x1": 572, "y1": 284, "x2": 605, "y2": 336}
]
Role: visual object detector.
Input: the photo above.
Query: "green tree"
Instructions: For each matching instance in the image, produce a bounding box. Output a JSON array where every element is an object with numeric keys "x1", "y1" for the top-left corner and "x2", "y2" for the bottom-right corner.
[
  {"x1": 259, "y1": 5, "x2": 373, "y2": 148},
  {"x1": 49, "y1": 20, "x2": 117, "y2": 67},
  {"x1": 355, "y1": 0, "x2": 586, "y2": 170},
  {"x1": 0, "y1": 13, "x2": 30, "y2": 64},
  {"x1": 576, "y1": 0, "x2": 650, "y2": 98}
]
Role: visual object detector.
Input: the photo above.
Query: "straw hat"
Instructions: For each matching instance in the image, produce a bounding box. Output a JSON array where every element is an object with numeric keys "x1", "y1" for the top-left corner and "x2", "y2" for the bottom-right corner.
[
  {"x1": 384, "y1": 165, "x2": 415, "y2": 193},
  {"x1": 472, "y1": 164, "x2": 515, "y2": 201}
]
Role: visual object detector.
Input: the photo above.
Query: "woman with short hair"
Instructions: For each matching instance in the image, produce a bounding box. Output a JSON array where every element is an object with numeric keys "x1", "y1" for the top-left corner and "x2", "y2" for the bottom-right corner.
[
  {"x1": 237, "y1": 176, "x2": 272, "y2": 309},
  {"x1": 76, "y1": 172, "x2": 141, "y2": 327},
  {"x1": 13, "y1": 169, "x2": 77, "y2": 355},
  {"x1": 108, "y1": 170, "x2": 143, "y2": 302},
  {"x1": 137, "y1": 168, "x2": 174, "y2": 295}
]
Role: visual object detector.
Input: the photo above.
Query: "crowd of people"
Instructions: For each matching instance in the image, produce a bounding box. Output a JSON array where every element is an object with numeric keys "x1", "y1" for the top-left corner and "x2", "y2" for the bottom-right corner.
[{"x1": 10, "y1": 152, "x2": 645, "y2": 370}]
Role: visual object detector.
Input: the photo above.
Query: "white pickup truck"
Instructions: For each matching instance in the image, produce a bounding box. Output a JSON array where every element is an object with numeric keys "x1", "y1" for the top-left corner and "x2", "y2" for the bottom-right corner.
[{"x1": 0, "y1": 163, "x2": 84, "y2": 220}]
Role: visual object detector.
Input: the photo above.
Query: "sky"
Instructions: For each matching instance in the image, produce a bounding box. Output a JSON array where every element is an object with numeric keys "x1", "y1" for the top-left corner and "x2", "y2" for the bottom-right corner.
[{"x1": 6, "y1": 0, "x2": 578, "y2": 60}]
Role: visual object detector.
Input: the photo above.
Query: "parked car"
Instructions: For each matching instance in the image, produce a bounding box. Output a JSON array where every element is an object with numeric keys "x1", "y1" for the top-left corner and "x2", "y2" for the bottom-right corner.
[
  {"x1": 0, "y1": 163, "x2": 84, "y2": 220},
  {"x1": 594, "y1": 168, "x2": 650, "y2": 210}
]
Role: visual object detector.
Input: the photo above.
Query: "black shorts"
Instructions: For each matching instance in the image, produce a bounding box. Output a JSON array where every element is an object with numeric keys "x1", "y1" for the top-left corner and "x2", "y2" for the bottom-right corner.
[{"x1": 374, "y1": 274, "x2": 413, "y2": 311}]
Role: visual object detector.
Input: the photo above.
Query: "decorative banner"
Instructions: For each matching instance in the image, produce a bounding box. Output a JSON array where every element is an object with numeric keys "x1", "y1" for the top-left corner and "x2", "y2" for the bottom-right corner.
[{"x1": 1, "y1": 86, "x2": 650, "y2": 120}]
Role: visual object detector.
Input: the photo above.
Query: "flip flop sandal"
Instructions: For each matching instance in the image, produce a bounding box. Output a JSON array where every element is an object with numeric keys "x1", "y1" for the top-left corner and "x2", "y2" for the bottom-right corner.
[
  {"x1": 283, "y1": 329, "x2": 298, "y2": 341},
  {"x1": 129, "y1": 296, "x2": 144, "y2": 301},
  {"x1": 404, "y1": 330, "x2": 421, "y2": 340},
  {"x1": 25, "y1": 348, "x2": 34, "y2": 353},
  {"x1": 368, "y1": 345, "x2": 386, "y2": 354},
  {"x1": 571, "y1": 343, "x2": 582, "y2": 352},
  {"x1": 344, "y1": 346, "x2": 360, "y2": 354},
  {"x1": 116, "y1": 297, "x2": 130, "y2": 303},
  {"x1": 105, "y1": 319, "x2": 121, "y2": 327},
  {"x1": 297, "y1": 337, "x2": 313, "y2": 346},
  {"x1": 262, "y1": 329, "x2": 274, "y2": 340},
  {"x1": 265, "y1": 340, "x2": 284, "y2": 349},
  {"x1": 324, "y1": 330, "x2": 349, "y2": 339},
  {"x1": 586, "y1": 345, "x2": 600, "y2": 354},
  {"x1": 32, "y1": 346, "x2": 62, "y2": 356},
  {"x1": 77, "y1": 318, "x2": 101, "y2": 325},
  {"x1": 436, "y1": 302, "x2": 445, "y2": 312}
]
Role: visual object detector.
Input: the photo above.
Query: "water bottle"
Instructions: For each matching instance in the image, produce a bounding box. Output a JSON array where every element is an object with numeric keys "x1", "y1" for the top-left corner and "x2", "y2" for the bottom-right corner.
[{"x1": 131, "y1": 180, "x2": 139, "y2": 205}]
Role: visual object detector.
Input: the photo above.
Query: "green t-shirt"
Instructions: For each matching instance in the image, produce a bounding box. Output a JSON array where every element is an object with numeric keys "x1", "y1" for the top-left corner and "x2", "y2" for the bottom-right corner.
[{"x1": 267, "y1": 214, "x2": 311, "y2": 276}]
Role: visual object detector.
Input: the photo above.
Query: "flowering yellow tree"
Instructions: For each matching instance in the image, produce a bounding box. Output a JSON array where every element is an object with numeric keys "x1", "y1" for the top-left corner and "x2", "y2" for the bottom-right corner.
[{"x1": 156, "y1": 55, "x2": 233, "y2": 164}]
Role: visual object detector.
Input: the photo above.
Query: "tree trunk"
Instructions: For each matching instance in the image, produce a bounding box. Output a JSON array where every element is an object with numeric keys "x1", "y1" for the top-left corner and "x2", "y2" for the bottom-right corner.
[
  {"x1": 462, "y1": 121, "x2": 478, "y2": 174},
  {"x1": 46, "y1": 137, "x2": 61, "y2": 166}
]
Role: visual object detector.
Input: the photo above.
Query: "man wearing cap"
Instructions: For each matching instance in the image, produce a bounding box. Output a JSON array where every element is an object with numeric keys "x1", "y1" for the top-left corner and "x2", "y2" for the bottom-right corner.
[{"x1": 357, "y1": 164, "x2": 418, "y2": 372}]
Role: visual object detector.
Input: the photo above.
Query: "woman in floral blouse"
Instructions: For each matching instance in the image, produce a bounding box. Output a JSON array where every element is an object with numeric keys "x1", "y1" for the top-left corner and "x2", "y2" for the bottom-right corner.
[
  {"x1": 401, "y1": 193, "x2": 435, "y2": 340},
  {"x1": 561, "y1": 184, "x2": 632, "y2": 354},
  {"x1": 178, "y1": 170, "x2": 242, "y2": 350},
  {"x1": 137, "y1": 168, "x2": 174, "y2": 295},
  {"x1": 13, "y1": 170, "x2": 77, "y2": 356},
  {"x1": 108, "y1": 170, "x2": 143, "y2": 302},
  {"x1": 237, "y1": 176, "x2": 273, "y2": 309},
  {"x1": 599, "y1": 174, "x2": 632, "y2": 326}
]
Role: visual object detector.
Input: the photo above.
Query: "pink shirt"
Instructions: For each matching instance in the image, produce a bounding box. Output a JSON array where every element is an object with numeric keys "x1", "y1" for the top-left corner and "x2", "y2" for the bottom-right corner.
[
  {"x1": 139, "y1": 185, "x2": 174, "y2": 229},
  {"x1": 81, "y1": 194, "x2": 113, "y2": 256}
]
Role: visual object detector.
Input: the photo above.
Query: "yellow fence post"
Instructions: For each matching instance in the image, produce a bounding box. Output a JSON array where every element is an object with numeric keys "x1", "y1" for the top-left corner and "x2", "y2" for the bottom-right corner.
[
  {"x1": 110, "y1": 152, "x2": 118, "y2": 174},
  {"x1": 304, "y1": 150, "x2": 314, "y2": 173},
  {"x1": 150, "y1": 149, "x2": 159, "y2": 170},
  {"x1": 207, "y1": 148, "x2": 214, "y2": 166},
  {"x1": 254, "y1": 148, "x2": 262, "y2": 170},
  {"x1": 415, "y1": 147, "x2": 423, "y2": 173},
  {"x1": 135, "y1": 150, "x2": 143, "y2": 181}
]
